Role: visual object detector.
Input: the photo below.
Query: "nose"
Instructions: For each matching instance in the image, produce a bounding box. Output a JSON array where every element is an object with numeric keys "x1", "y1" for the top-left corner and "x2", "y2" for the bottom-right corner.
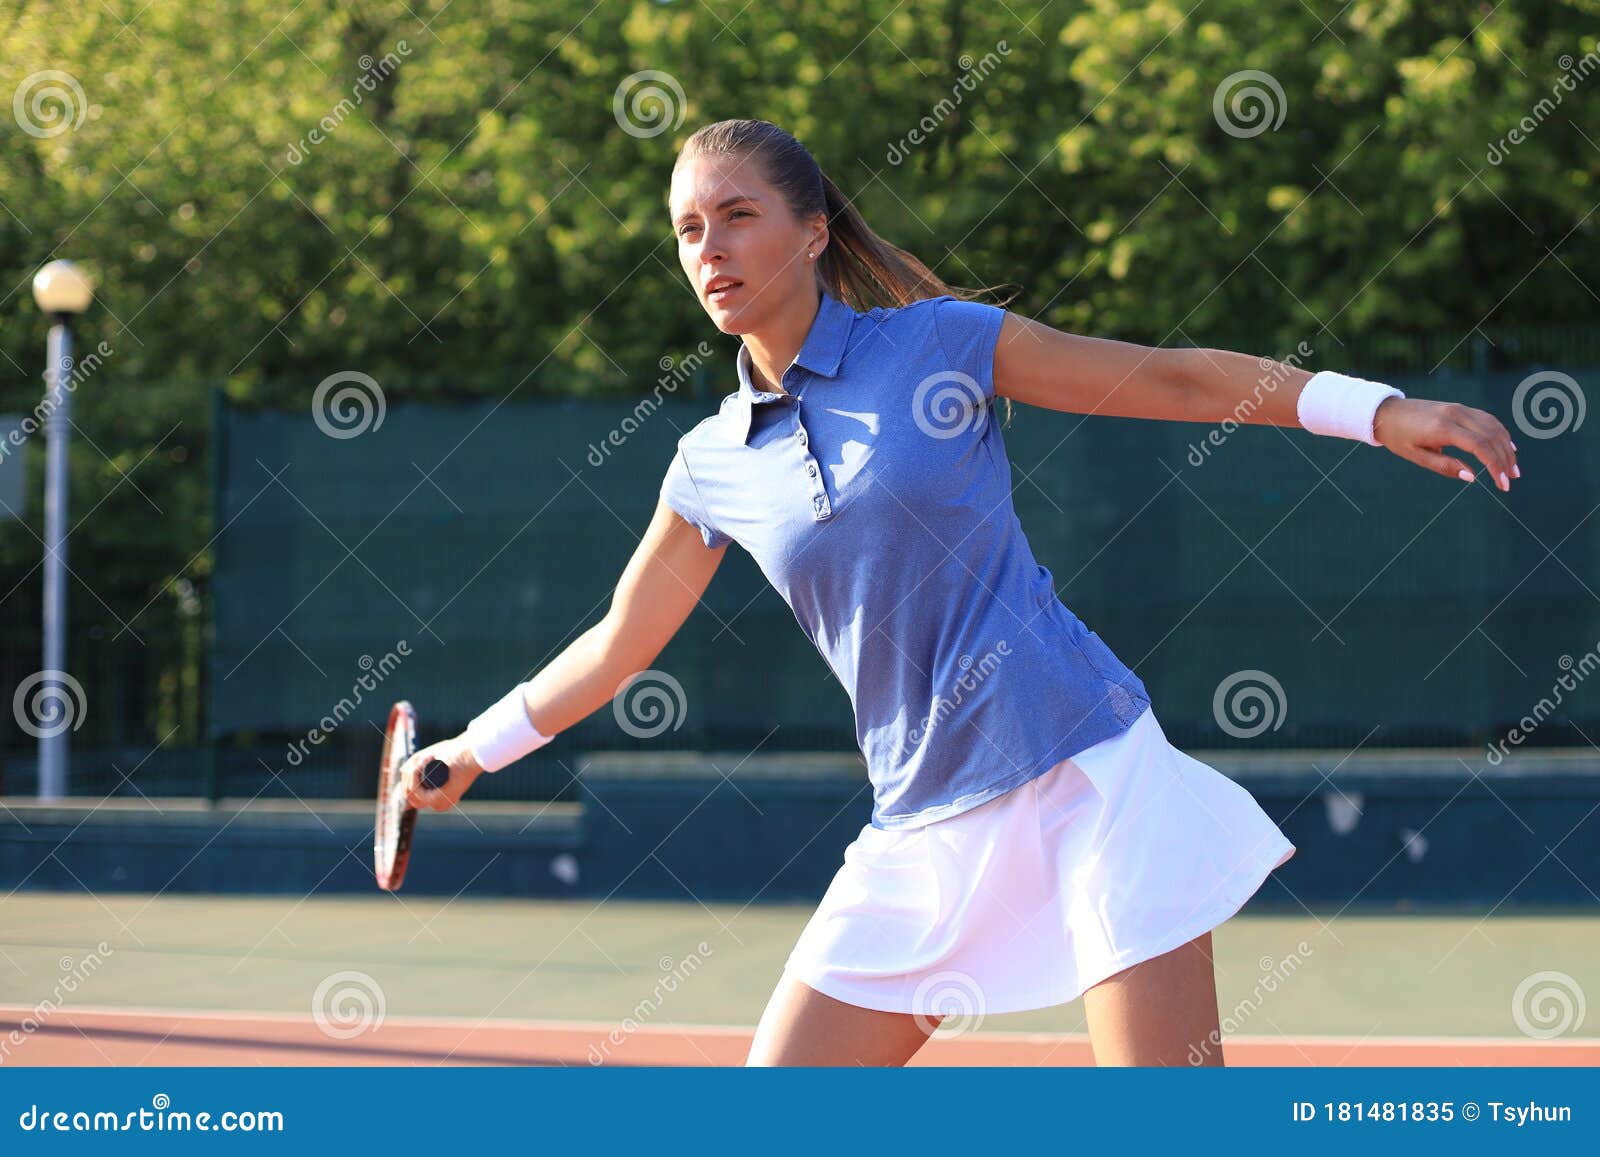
[{"x1": 694, "y1": 223, "x2": 728, "y2": 265}]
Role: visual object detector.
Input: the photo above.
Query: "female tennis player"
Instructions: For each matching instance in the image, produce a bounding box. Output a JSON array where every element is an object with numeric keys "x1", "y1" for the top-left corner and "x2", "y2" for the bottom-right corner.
[{"x1": 403, "y1": 118, "x2": 1520, "y2": 1066}]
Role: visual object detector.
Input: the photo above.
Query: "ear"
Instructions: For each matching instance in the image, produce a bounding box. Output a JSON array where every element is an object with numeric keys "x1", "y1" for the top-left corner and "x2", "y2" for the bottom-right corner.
[{"x1": 806, "y1": 211, "x2": 829, "y2": 259}]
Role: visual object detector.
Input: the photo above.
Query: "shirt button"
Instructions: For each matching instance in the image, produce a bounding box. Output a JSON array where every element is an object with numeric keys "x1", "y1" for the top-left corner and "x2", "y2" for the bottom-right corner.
[
  {"x1": 796, "y1": 429, "x2": 806, "y2": 443},
  {"x1": 806, "y1": 463, "x2": 817, "y2": 477}
]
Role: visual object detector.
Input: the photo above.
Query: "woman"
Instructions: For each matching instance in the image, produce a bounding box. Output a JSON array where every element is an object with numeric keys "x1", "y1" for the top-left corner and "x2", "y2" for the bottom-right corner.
[{"x1": 404, "y1": 118, "x2": 1520, "y2": 1066}]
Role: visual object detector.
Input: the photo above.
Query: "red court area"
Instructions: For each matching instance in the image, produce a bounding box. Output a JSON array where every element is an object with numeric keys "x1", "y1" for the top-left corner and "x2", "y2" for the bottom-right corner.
[{"x1": 3, "y1": 1008, "x2": 1595, "y2": 1067}]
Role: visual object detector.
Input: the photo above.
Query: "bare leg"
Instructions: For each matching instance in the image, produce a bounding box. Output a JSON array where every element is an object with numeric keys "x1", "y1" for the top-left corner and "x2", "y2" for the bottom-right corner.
[
  {"x1": 745, "y1": 970, "x2": 943, "y2": 1066},
  {"x1": 1081, "y1": 930, "x2": 1225, "y2": 1066}
]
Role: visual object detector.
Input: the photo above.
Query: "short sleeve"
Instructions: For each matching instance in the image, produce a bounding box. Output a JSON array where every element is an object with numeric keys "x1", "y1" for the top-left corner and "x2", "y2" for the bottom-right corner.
[
  {"x1": 932, "y1": 296, "x2": 1007, "y2": 401},
  {"x1": 660, "y1": 446, "x2": 731, "y2": 550}
]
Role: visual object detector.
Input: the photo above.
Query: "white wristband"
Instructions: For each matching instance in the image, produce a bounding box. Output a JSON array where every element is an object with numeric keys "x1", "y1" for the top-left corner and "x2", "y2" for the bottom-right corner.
[
  {"x1": 1296, "y1": 370, "x2": 1405, "y2": 446},
  {"x1": 465, "y1": 684, "x2": 554, "y2": 773}
]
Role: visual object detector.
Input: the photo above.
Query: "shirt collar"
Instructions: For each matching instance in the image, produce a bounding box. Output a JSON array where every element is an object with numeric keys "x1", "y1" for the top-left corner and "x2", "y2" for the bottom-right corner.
[{"x1": 729, "y1": 290, "x2": 856, "y2": 445}]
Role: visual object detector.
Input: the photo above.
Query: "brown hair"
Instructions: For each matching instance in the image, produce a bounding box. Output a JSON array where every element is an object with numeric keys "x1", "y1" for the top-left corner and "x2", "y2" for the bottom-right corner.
[{"x1": 675, "y1": 118, "x2": 1018, "y2": 425}]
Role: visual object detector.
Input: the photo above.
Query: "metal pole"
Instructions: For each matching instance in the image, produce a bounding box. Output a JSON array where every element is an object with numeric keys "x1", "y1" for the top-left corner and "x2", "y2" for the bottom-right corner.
[{"x1": 39, "y1": 318, "x2": 72, "y2": 801}]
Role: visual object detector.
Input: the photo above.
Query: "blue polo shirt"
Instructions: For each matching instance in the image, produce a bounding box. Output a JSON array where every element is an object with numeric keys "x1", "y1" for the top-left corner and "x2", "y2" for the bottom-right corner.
[{"x1": 660, "y1": 289, "x2": 1152, "y2": 830}]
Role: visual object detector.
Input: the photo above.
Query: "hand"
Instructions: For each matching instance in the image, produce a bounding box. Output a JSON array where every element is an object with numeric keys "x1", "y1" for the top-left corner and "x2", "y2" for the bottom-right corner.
[
  {"x1": 1372, "y1": 397, "x2": 1521, "y2": 492},
  {"x1": 401, "y1": 735, "x2": 486, "y2": 812}
]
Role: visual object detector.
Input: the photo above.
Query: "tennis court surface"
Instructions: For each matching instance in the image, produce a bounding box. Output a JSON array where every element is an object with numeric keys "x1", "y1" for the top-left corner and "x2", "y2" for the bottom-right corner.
[{"x1": 2, "y1": 893, "x2": 1594, "y2": 1066}]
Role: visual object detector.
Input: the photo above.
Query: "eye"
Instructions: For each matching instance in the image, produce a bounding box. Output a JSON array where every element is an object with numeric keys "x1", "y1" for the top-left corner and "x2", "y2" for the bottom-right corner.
[{"x1": 677, "y1": 208, "x2": 752, "y2": 237}]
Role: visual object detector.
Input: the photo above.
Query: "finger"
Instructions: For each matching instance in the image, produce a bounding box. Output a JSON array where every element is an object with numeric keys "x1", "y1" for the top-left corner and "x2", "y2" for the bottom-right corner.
[
  {"x1": 1497, "y1": 421, "x2": 1520, "y2": 480},
  {"x1": 1451, "y1": 415, "x2": 1515, "y2": 491},
  {"x1": 401, "y1": 750, "x2": 427, "y2": 785},
  {"x1": 1412, "y1": 446, "x2": 1479, "y2": 484},
  {"x1": 403, "y1": 756, "x2": 433, "y2": 806}
]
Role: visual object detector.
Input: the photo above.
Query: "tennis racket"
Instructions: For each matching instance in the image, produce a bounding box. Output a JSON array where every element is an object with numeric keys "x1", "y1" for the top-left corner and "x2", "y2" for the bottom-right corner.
[{"x1": 374, "y1": 699, "x2": 451, "y2": 892}]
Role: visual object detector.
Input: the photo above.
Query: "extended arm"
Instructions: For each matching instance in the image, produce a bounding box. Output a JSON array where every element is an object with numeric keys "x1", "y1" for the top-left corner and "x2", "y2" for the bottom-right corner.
[
  {"x1": 991, "y1": 311, "x2": 1520, "y2": 491},
  {"x1": 406, "y1": 499, "x2": 726, "y2": 808},
  {"x1": 508, "y1": 498, "x2": 727, "y2": 738}
]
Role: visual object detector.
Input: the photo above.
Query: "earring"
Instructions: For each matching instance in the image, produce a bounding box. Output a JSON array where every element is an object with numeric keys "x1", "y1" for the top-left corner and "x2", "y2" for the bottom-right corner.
[{"x1": 807, "y1": 251, "x2": 815, "y2": 260}]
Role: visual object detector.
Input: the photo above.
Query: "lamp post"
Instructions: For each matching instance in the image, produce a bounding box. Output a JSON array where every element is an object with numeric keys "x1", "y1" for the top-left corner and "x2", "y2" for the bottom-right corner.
[{"x1": 30, "y1": 259, "x2": 94, "y2": 801}]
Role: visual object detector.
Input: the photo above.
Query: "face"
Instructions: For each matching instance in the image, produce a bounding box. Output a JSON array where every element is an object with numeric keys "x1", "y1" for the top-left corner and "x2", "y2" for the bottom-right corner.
[{"x1": 670, "y1": 151, "x2": 826, "y2": 334}]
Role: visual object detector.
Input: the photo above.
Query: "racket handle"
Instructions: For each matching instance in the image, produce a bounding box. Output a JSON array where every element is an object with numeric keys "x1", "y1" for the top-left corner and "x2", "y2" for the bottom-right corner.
[{"x1": 421, "y1": 759, "x2": 451, "y2": 790}]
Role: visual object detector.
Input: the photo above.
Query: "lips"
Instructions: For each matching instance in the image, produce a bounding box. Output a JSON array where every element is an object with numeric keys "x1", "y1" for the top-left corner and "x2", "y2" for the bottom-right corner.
[{"x1": 706, "y1": 278, "x2": 742, "y2": 301}]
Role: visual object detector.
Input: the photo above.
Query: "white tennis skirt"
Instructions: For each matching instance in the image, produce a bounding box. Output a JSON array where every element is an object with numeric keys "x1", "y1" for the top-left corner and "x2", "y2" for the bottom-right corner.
[{"x1": 782, "y1": 704, "x2": 1297, "y2": 1016}]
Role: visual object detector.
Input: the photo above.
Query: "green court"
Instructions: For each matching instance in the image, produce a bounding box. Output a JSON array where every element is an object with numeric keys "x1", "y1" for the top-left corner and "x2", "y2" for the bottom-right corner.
[{"x1": 3, "y1": 891, "x2": 1595, "y2": 1065}]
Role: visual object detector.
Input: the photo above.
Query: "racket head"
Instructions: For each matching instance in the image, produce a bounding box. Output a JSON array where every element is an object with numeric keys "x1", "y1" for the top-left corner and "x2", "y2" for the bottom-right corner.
[{"x1": 374, "y1": 699, "x2": 421, "y2": 891}]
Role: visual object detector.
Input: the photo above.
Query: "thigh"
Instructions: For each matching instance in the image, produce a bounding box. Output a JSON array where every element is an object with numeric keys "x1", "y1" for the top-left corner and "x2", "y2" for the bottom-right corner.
[
  {"x1": 746, "y1": 970, "x2": 942, "y2": 1066},
  {"x1": 1081, "y1": 930, "x2": 1225, "y2": 1067}
]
